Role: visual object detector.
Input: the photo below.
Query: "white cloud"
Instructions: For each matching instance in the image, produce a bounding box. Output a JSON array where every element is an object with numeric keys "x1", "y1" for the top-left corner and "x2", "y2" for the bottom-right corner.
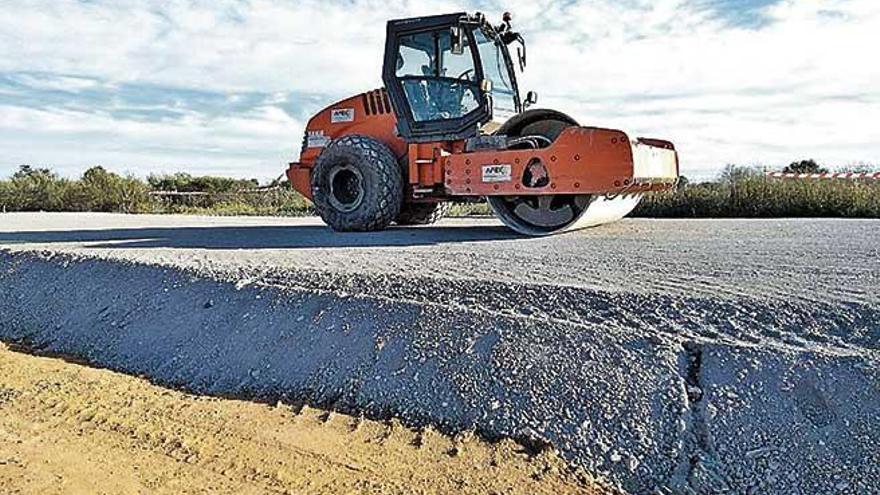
[
  {"x1": 0, "y1": 0, "x2": 459, "y2": 94},
  {"x1": 0, "y1": 103, "x2": 301, "y2": 178},
  {"x1": 0, "y1": 0, "x2": 878, "y2": 180},
  {"x1": 517, "y1": 0, "x2": 880, "y2": 176}
]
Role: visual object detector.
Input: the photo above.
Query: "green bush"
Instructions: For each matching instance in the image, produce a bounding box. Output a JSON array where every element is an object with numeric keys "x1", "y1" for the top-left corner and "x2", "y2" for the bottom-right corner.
[
  {"x1": 151, "y1": 189, "x2": 312, "y2": 216},
  {"x1": 0, "y1": 180, "x2": 9, "y2": 212},
  {"x1": 147, "y1": 173, "x2": 258, "y2": 193},
  {"x1": 74, "y1": 166, "x2": 152, "y2": 213},
  {"x1": 783, "y1": 159, "x2": 828, "y2": 174},
  {"x1": 449, "y1": 201, "x2": 491, "y2": 217},
  {"x1": 1, "y1": 164, "x2": 877, "y2": 219},
  {"x1": 0, "y1": 166, "x2": 310, "y2": 216},
  {"x1": 0, "y1": 165, "x2": 155, "y2": 213},
  {"x1": 635, "y1": 166, "x2": 880, "y2": 218},
  {"x1": 2, "y1": 166, "x2": 70, "y2": 211}
]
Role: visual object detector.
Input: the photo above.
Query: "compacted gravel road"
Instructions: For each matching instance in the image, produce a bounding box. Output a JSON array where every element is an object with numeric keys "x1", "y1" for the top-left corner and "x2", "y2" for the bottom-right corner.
[{"x1": 0, "y1": 213, "x2": 877, "y2": 494}]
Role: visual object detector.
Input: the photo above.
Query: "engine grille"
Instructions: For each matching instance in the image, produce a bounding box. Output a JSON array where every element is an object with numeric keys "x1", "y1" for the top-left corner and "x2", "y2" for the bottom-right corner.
[{"x1": 362, "y1": 89, "x2": 392, "y2": 116}]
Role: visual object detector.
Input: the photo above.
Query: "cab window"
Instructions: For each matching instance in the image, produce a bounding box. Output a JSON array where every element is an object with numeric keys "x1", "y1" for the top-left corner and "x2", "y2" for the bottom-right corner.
[
  {"x1": 395, "y1": 29, "x2": 480, "y2": 122},
  {"x1": 474, "y1": 28, "x2": 517, "y2": 121}
]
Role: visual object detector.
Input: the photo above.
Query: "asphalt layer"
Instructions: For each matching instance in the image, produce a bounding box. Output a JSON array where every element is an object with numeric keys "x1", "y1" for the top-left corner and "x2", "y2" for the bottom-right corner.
[{"x1": 0, "y1": 213, "x2": 878, "y2": 494}]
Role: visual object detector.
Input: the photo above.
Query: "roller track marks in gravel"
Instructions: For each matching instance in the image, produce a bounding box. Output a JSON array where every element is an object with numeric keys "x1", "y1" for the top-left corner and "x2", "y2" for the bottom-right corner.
[
  {"x1": 242, "y1": 267, "x2": 880, "y2": 355},
  {"x1": 1, "y1": 251, "x2": 877, "y2": 494}
]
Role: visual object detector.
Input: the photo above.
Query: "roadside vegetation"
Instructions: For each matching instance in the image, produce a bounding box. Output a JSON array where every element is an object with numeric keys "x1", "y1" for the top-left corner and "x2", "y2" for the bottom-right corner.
[
  {"x1": 0, "y1": 162, "x2": 877, "y2": 218},
  {"x1": 0, "y1": 166, "x2": 311, "y2": 216},
  {"x1": 635, "y1": 163, "x2": 880, "y2": 218}
]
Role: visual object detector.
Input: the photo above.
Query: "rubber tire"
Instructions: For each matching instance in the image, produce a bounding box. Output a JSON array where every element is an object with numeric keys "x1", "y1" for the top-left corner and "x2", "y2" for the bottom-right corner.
[
  {"x1": 311, "y1": 135, "x2": 403, "y2": 232},
  {"x1": 395, "y1": 202, "x2": 451, "y2": 225},
  {"x1": 495, "y1": 109, "x2": 579, "y2": 141}
]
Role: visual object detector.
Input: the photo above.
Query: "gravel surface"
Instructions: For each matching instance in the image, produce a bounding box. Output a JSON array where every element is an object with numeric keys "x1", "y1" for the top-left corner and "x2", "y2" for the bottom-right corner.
[{"x1": 0, "y1": 213, "x2": 877, "y2": 494}]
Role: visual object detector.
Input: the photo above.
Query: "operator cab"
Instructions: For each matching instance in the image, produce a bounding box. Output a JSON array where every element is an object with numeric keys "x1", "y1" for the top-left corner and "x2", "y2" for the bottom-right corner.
[{"x1": 382, "y1": 12, "x2": 526, "y2": 142}]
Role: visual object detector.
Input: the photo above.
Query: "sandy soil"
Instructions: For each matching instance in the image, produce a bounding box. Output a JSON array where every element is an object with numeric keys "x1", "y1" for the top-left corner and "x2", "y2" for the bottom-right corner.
[{"x1": 0, "y1": 343, "x2": 604, "y2": 495}]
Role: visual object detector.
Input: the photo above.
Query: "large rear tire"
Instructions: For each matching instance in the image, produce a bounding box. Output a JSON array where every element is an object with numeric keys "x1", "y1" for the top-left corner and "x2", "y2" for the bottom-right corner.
[
  {"x1": 395, "y1": 202, "x2": 451, "y2": 225},
  {"x1": 311, "y1": 135, "x2": 403, "y2": 232}
]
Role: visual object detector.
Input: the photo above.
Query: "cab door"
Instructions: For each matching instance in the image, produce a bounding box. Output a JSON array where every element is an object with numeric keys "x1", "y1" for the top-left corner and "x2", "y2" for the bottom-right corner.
[{"x1": 382, "y1": 13, "x2": 490, "y2": 142}]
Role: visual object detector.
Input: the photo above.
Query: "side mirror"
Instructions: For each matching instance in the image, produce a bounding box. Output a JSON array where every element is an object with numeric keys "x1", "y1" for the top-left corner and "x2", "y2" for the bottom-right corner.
[
  {"x1": 524, "y1": 91, "x2": 538, "y2": 108},
  {"x1": 450, "y1": 26, "x2": 464, "y2": 55}
]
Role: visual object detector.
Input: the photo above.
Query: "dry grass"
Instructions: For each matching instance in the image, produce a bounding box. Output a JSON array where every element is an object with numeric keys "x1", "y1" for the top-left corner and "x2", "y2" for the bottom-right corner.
[{"x1": 3, "y1": 165, "x2": 877, "y2": 219}]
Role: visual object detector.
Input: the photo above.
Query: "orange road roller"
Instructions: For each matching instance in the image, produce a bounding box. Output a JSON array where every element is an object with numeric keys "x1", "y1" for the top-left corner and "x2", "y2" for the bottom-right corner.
[{"x1": 287, "y1": 12, "x2": 679, "y2": 235}]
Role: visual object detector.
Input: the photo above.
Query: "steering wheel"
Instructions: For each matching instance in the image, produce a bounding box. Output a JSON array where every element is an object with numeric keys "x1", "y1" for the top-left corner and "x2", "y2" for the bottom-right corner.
[{"x1": 457, "y1": 69, "x2": 475, "y2": 81}]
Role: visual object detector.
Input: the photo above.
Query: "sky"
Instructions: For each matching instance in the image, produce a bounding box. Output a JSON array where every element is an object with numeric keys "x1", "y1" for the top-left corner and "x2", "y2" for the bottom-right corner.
[{"x1": 0, "y1": 0, "x2": 878, "y2": 182}]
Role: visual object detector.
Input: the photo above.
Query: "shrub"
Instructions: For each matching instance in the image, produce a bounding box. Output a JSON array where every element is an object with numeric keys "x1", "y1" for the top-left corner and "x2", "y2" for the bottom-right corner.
[
  {"x1": 3, "y1": 166, "x2": 70, "y2": 211},
  {"x1": 783, "y1": 159, "x2": 828, "y2": 174},
  {"x1": 147, "y1": 173, "x2": 259, "y2": 194},
  {"x1": 71, "y1": 166, "x2": 152, "y2": 213},
  {"x1": 1, "y1": 165, "x2": 877, "y2": 219},
  {"x1": 636, "y1": 166, "x2": 880, "y2": 218},
  {"x1": 151, "y1": 189, "x2": 313, "y2": 217}
]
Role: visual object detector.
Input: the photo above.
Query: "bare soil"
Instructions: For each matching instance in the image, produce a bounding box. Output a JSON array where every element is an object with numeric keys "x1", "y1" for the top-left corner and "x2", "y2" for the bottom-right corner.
[{"x1": 0, "y1": 343, "x2": 604, "y2": 495}]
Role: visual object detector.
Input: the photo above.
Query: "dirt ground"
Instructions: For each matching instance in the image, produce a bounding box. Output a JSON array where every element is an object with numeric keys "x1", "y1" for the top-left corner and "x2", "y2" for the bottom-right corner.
[{"x1": 0, "y1": 343, "x2": 606, "y2": 495}]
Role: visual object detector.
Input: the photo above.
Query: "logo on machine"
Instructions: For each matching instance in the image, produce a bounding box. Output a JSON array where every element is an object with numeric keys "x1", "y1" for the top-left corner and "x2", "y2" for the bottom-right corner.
[
  {"x1": 482, "y1": 164, "x2": 512, "y2": 183},
  {"x1": 306, "y1": 130, "x2": 331, "y2": 148},
  {"x1": 330, "y1": 108, "x2": 355, "y2": 123}
]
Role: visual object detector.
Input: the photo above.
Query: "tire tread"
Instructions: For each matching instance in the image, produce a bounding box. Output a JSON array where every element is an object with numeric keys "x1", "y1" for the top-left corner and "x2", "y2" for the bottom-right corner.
[{"x1": 311, "y1": 135, "x2": 403, "y2": 232}]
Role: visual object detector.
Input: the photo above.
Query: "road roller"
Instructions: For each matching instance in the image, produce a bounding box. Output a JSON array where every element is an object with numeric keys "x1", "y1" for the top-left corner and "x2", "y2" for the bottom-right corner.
[{"x1": 286, "y1": 12, "x2": 679, "y2": 235}]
